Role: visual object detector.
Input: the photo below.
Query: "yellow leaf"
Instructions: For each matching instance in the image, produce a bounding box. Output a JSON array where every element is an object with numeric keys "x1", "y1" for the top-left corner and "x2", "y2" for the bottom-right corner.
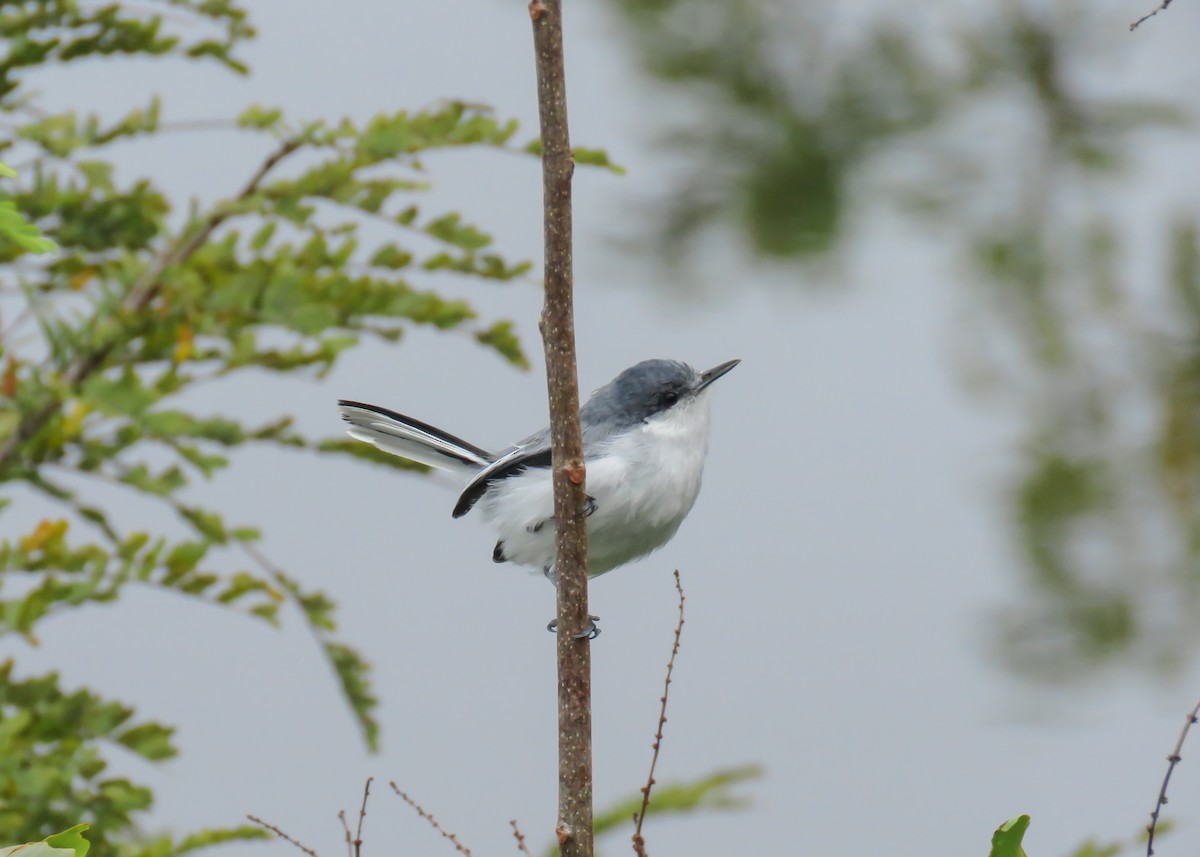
[
  {"x1": 20, "y1": 519, "x2": 69, "y2": 552},
  {"x1": 173, "y1": 324, "x2": 193, "y2": 363},
  {"x1": 61, "y1": 401, "x2": 90, "y2": 439},
  {"x1": 68, "y1": 267, "x2": 96, "y2": 290},
  {"x1": 2, "y1": 357, "x2": 16, "y2": 398}
]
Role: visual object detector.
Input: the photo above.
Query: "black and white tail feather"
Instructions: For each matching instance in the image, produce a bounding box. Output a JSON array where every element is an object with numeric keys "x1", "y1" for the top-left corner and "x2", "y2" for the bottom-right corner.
[
  {"x1": 337, "y1": 400, "x2": 553, "y2": 522},
  {"x1": 338, "y1": 400, "x2": 491, "y2": 477}
]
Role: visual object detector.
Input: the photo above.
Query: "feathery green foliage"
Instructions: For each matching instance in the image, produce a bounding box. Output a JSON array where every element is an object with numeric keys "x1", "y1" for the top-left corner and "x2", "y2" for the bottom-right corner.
[
  {"x1": 0, "y1": 0, "x2": 606, "y2": 850},
  {"x1": 0, "y1": 162, "x2": 55, "y2": 255}
]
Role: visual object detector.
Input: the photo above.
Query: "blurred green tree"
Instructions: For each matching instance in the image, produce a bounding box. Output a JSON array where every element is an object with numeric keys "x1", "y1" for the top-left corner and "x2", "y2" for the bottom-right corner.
[
  {"x1": 0, "y1": 0, "x2": 541, "y2": 851},
  {"x1": 609, "y1": 0, "x2": 1200, "y2": 682}
]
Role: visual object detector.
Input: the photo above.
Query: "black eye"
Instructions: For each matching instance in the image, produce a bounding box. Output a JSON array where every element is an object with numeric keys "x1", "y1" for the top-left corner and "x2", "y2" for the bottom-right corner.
[{"x1": 660, "y1": 391, "x2": 679, "y2": 407}]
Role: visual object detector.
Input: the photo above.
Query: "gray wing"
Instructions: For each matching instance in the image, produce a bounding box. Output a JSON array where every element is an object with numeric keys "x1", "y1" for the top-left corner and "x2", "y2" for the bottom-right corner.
[
  {"x1": 452, "y1": 427, "x2": 551, "y2": 518},
  {"x1": 450, "y1": 409, "x2": 623, "y2": 519}
]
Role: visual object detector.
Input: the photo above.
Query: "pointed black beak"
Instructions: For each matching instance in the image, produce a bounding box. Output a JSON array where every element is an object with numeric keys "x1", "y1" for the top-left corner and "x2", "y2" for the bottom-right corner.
[{"x1": 697, "y1": 359, "x2": 741, "y2": 392}]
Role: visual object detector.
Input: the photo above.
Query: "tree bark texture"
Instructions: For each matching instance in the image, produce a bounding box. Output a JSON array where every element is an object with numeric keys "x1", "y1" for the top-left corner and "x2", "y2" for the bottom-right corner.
[{"x1": 529, "y1": 2, "x2": 594, "y2": 856}]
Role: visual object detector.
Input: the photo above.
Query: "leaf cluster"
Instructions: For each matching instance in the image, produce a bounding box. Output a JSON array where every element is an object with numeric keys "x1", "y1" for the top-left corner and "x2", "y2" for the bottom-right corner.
[
  {"x1": 0, "y1": 665, "x2": 171, "y2": 848},
  {"x1": 0, "y1": 7, "x2": 538, "y2": 797},
  {"x1": 0, "y1": 673, "x2": 268, "y2": 857},
  {"x1": 0, "y1": 162, "x2": 54, "y2": 254},
  {"x1": 0, "y1": 0, "x2": 609, "y2": 851}
]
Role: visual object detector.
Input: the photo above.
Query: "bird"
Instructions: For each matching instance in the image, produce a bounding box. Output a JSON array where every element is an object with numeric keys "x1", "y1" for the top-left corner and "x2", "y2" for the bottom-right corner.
[{"x1": 337, "y1": 358, "x2": 739, "y2": 635}]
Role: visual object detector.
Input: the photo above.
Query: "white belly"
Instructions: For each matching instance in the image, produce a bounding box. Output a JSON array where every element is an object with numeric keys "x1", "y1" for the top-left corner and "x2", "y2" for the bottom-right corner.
[{"x1": 477, "y1": 397, "x2": 712, "y2": 577}]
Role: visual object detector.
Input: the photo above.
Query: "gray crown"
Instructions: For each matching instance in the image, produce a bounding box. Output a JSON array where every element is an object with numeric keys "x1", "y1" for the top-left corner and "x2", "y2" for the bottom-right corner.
[{"x1": 581, "y1": 359, "x2": 699, "y2": 432}]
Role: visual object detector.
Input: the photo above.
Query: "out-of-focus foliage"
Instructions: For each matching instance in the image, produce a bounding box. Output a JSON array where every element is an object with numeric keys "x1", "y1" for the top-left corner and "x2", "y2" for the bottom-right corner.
[
  {"x1": 539, "y1": 765, "x2": 759, "y2": 857},
  {"x1": 0, "y1": 163, "x2": 55, "y2": 255},
  {"x1": 611, "y1": 0, "x2": 1200, "y2": 682},
  {"x1": 0, "y1": 665, "x2": 268, "y2": 855},
  {"x1": 0, "y1": 0, "x2": 571, "y2": 850}
]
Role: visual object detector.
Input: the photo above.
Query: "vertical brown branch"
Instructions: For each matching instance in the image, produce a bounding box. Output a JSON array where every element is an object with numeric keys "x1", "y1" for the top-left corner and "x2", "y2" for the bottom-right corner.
[{"x1": 529, "y1": 1, "x2": 594, "y2": 856}]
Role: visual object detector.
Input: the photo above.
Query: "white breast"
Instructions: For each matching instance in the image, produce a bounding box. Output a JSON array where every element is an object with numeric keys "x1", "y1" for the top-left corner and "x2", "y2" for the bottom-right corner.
[{"x1": 480, "y1": 395, "x2": 713, "y2": 576}]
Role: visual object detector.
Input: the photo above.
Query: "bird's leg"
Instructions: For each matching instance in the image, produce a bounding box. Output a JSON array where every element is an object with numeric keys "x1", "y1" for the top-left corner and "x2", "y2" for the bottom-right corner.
[
  {"x1": 543, "y1": 564, "x2": 600, "y2": 638},
  {"x1": 528, "y1": 496, "x2": 596, "y2": 534}
]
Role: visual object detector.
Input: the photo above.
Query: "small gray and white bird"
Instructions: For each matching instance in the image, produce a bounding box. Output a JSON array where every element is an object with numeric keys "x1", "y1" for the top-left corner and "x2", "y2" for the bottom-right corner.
[{"x1": 338, "y1": 358, "x2": 739, "y2": 588}]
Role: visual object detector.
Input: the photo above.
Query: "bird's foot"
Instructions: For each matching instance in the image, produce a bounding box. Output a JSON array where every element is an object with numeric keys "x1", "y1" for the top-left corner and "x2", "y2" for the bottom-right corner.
[
  {"x1": 546, "y1": 614, "x2": 601, "y2": 640},
  {"x1": 528, "y1": 496, "x2": 597, "y2": 534}
]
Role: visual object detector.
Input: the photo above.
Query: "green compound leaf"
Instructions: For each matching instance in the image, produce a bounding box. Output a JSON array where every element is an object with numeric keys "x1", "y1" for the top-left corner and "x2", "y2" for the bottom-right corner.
[
  {"x1": 572, "y1": 146, "x2": 626, "y2": 174},
  {"x1": 474, "y1": 320, "x2": 529, "y2": 369},
  {"x1": 523, "y1": 139, "x2": 625, "y2": 174},
  {"x1": 274, "y1": 572, "x2": 380, "y2": 750},
  {"x1": 317, "y1": 438, "x2": 432, "y2": 472},
  {"x1": 115, "y1": 723, "x2": 177, "y2": 761},
  {"x1": 0, "y1": 161, "x2": 56, "y2": 254},
  {"x1": 587, "y1": 765, "x2": 761, "y2": 852},
  {"x1": 175, "y1": 825, "x2": 271, "y2": 854},
  {"x1": 0, "y1": 201, "x2": 56, "y2": 254}
]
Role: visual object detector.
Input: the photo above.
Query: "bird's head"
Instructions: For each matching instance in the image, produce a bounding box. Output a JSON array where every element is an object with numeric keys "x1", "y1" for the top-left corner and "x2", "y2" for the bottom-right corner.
[{"x1": 586, "y1": 358, "x2": 740, "y2": 429}]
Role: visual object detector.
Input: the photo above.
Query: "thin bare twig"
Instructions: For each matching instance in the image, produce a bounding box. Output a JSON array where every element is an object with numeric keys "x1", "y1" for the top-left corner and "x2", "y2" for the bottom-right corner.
[
  {"x1": 1130, "y1": 0, "x2": 1174, "y2": 30},
  {"x1": 337, "y1": 811, "x2": 353, "y2": 857},
  {"x1": 631, "y1": 570, "x2": 687, "y2": 857},
  {"x1": 246, "y1": 815, "x2": 322, "y2": 857},
  {"x1": 389, "y1": 781, "x2": 473, "y2": 856},
  {"x1": 510, "y1": 820, "x2": 534, "y2": 856},
  {"x1": 352, "y1": 777, "x2": 373, "y2": 857},
  {"x1": 1146, "y1": 697, "x2": 1200, "y2": 856}
]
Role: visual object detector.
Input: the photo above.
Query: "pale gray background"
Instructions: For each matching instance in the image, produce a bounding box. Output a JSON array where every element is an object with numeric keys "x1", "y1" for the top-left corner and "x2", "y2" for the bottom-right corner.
[{"x1": 5, "y1": 1, "x2": 1200, "y2": 855}]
